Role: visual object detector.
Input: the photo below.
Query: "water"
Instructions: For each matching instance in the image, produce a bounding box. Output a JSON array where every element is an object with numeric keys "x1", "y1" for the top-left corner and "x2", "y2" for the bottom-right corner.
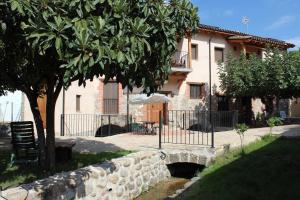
[{"x1": 135, "y1": 177, "x2": 189, "y2": 200}]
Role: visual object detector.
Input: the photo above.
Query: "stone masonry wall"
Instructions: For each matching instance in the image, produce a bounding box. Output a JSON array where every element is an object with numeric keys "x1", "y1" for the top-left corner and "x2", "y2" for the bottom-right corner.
[{"x1": 1, "y1": 150, "x2": 213, "y2": 200}]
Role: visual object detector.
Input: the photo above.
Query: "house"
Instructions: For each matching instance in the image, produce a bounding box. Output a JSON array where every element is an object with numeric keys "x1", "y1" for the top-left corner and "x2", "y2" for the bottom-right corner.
[{"x1": 21, "y1": 24, "x2": 295, "y2": 135}]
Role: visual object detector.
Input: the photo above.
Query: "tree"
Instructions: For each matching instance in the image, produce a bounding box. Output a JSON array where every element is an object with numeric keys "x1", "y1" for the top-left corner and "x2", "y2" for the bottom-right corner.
[
  {"x1": 0, "y1": 0, "x2": 199, "y2": 169},
  {"x1": 267, "y1": 117, "x2": 282, "y2": 136},
  {"x1": 234, "y1": 123, "x2": 249, "y2": 154},
  {"x1": 219, "y1": 48, "x2": 300, "y2": 121}
]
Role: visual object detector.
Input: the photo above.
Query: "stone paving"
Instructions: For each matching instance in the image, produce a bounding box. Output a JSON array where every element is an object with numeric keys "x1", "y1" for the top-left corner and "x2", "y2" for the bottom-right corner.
[
  {"x1": 55, "y1": 124, "x2": 300, "y2": 153},
  {"x1": 1, "y1": 124, "x2": 299, "y2": 153}
]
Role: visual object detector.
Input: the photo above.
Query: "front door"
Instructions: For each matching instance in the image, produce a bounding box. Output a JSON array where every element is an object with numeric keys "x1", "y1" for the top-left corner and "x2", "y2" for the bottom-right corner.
[
  {"x1": 145, "y1": 103, "x2": 169, "y2": 124},
  {"x1": 145, "y1": 103, "x2": 163, "y2": 123}
]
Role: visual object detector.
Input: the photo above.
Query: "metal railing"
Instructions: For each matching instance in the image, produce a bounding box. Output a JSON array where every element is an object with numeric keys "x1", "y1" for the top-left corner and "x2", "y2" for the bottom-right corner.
[
  {"x1": 159, "y1": 110, "x2": 238, "y2": 147},
  {"x1": 61, "y1": 114, "x2": 129, "y2": 137},
  {"x1": 171, "y1": 51, "x2": 189, "y2": 68}
]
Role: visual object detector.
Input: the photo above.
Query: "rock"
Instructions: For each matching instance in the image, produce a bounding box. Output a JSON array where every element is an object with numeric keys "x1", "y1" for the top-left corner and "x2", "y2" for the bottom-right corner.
[
  {"x1": 133, "y1": 157, "x2": 140, "y2": 164},
  {"x1": 1, "y1": 187, "x2": 28, "y2": 200},
  {"x1": 89, "y1": 170, "x2": 99, "y2": 179},
  {"x1": 123, "y1": 159, "x2": 132, "y2": 167},
  {"x1": 135, "y1": 164, "x2": 142, "y2": 170},
  {"x1": 132, "y1": 189, "x2": 141, "y2": 198},
  {"x1": 116, "y1": 186, "x2": 124, "y2": 197},
  {"x1": 118, "y1": 178, "x2": 126, "y2": 186},
  {"x1": 108, "y1": 174, "x2": 119, "y2": 184},
  {"x1": 143, "y1": 174, "x2": 150, "y2": 183},
  {"x1": 189, "y1": 154, "x2": 198, "y2": 164},
  {"x1": 128, "y1": 182, "x2": 135, "y2": 191},
  {"x1": 120, "y1": 168, "x2": 128, "y2": 178},
  {"x1": 180, "y1": 152, "x2": 189, "y2": 162},
  {"x1": 136, "y1": 178, "x2": 143, "y2": 187},
  {"x1": 96, "y1": 177, "x2": 108, "y2": 188},
  {"x1": 168, "y1": 153, "x2": 180, "y2": 163}
]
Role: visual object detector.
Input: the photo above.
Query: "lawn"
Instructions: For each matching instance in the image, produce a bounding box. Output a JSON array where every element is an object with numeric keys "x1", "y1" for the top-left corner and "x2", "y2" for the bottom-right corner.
[
  {"x1": 0, "y1": 150, "x2": 131, "y2": 190},
  {"x1": 183, "y1": 136, "x2": 300, "y2": 200}
]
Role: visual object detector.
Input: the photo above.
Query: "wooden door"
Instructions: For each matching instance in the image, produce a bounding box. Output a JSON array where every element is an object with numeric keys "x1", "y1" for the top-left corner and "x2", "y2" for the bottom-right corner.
[
  {"x1": 37, "y1": 95, "x2": 47, "y2": 129},
  {"x1": 145, "y1": 103, "x2": 163, "y2": 123}
]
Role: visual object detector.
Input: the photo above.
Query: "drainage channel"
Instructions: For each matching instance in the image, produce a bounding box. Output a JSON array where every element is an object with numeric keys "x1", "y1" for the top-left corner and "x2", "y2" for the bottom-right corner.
[{"x1": 135, "y1": 162, "x2": 205, "y2": 200}]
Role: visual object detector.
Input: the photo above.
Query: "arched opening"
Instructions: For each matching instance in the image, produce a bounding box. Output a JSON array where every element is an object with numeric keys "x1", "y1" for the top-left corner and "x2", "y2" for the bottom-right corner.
[{"x1": 167, "y1": 162, "x2": 205, "y2": 179}]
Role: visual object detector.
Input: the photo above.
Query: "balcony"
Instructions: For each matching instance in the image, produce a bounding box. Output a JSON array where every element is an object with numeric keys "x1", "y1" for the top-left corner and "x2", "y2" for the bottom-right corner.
[{"x1": 170, "y1": 51, "x2": 193, "y2": 75}]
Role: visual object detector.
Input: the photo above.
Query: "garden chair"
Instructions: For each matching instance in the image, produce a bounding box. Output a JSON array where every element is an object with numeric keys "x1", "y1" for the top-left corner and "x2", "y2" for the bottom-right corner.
[{"x1": 10, "y1": 121, "x2": 39, "y2": 165}]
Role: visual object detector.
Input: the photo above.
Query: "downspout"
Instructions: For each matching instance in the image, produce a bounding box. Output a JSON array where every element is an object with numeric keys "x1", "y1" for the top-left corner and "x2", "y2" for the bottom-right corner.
[
  {"x1": 61, "y1": 88, "x2": 65, "y2": 136},
  {"x1": 127, "y1": 88, "x2": 130, "y2": 131},
  {"x1": 209, "y1": 36, "x2": 214, "y2": 148}
]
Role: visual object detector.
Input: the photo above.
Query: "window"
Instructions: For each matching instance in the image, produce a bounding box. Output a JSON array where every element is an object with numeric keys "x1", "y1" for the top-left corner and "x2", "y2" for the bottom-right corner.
[
  {"x1": 103, "y1": 82, "x2": 119, "y2": 114},
  {"x1": 191, "y1": 44, "x2": 198, "y2": 60},
  {"x1": 215, "y1": 48, "x2": 224, "y2": 63},
  {"x1": 190, "y1": 84, "x2": 206, "y2": 99},
  {"x1": 76, "y1": 95, "x2": 81, "y2": 112}
]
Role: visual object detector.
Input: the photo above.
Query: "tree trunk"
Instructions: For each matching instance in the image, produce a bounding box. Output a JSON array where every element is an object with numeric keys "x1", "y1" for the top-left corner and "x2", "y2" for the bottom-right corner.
[
  {"x1": 45, "y1": 83, "x2": 57, "y2": 170},
  {"x1": 27, "y1": 93, "x2": 46, "y2": 168},
  {"x1": 239, "y1": 97, "x2": 253, "y2": 125}
]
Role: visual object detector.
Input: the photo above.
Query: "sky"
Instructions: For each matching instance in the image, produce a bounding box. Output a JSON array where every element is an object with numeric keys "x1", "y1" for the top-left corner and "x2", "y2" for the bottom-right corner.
[{"x1": 191, "y1": 0, "x2": 300, "y2": 50}]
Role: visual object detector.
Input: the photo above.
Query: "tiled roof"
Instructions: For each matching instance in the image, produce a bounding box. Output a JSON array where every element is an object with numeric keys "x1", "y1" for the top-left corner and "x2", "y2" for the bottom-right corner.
[{"x1": 198, "y1": 24, "x2": 295, "y2": 48}]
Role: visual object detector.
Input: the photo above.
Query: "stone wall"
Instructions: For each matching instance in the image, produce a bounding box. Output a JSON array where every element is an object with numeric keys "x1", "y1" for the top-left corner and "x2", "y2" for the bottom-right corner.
[{"x1": 1, "y1": 150, "x2": 213, "y2": 200}]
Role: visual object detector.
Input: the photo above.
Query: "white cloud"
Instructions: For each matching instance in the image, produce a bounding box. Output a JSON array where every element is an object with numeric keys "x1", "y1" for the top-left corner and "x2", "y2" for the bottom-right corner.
[
  {"x1": 266, "y1": 15, "x2": 296, "y2": 30},
  {"x1": 224, "y1": 9, "x2": 234, "y2": 17},
  {"x1": 286, "y1": 37, "x2": 300, "y2": 50}
]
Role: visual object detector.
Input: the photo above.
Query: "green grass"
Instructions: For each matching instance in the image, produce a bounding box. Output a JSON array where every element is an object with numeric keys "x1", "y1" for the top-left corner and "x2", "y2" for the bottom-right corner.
[
  {"x1": 0, "y1": 150, "x2": 131, "y2": 190},
  {"x1": 184, "y1": 136, "x2": 300, "y2": 200}
]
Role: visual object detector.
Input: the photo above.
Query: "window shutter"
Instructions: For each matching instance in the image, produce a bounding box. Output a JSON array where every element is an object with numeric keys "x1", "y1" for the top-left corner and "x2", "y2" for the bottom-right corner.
[{"x1": 200, "y1": 84, "x2": 206, "y2": 98}]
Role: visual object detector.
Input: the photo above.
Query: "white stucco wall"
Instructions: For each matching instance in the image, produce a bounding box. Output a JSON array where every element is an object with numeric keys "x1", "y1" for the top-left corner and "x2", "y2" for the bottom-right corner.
[{"x1": 23, "y1": 79, "x2": 101, "y2": 135}]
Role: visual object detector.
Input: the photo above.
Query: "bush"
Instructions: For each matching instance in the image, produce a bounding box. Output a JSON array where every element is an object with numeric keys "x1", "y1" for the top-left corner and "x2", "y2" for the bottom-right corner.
[
  {"x1": 234, "y1": 123, "x2": 249, "y2": 153},
  {"x1": 267, "y1": 117, "x2": 283, "y2": 136}
]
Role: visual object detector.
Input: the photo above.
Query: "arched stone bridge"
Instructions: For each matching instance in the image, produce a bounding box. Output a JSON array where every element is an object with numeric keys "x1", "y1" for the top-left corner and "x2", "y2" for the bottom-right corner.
[{"x1": 161, "y1": 149, "x2": 215, "y2": 167}]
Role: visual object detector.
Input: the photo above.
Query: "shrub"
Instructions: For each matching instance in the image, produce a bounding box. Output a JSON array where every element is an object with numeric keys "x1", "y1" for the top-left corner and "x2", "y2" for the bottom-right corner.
[
  {"x1": 235, "y1": 123, "x2": 249, "y2": 153},
  {"x1": 267, "y1": 117, "x2": 283, "y2": 136}
]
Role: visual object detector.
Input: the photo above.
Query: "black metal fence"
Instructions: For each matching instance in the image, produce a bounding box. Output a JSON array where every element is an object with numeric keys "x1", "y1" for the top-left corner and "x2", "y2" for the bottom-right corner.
[
  {"x1": 159, "y1": 110, "x2": 238, "y2": 147},
  {"x1": 61, "y1": 114, "x2": 129, "y2": 137}
]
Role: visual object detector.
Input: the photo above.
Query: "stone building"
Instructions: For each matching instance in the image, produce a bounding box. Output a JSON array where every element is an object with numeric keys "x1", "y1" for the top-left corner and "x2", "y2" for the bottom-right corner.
[{"x1": 22, "y1": 24, "x2": 295, "y2": 134}]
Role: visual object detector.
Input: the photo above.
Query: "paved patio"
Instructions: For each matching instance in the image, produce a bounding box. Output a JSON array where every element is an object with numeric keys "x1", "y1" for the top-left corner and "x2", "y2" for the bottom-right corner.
[
  {"x1": 1, "y1": 125, "x2": 299, "y2": 153},
  {"x1": 55, "y1": 124, "x2": 300, "y2": 153}
]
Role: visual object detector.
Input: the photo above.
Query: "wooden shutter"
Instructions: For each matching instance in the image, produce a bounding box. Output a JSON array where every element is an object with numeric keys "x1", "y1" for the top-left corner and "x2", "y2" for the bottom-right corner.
[
  {"x1": 103, "y1": 82, "x2": 119, "y2": 114},
  {"x1": 215, "y1": 48, "x2": 224, "y2": 62},
  {"x1": 200, "y1": 84, "x2": 206, "y2": 98}
]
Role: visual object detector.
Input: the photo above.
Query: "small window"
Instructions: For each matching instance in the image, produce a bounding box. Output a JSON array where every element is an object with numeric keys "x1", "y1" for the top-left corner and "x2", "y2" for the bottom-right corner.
[
  {"x1": 191, "y1": 44, "x2": 198, "y2": 60},
  {"x1": 215, "y1": 48, "x2": 224, "y2": 63},
  {"x1": 76, "y1": 95, "x2": 81, "y2": 112},
  {"x1": 190, "y1": 84, "x2": 206, "y2": 99}
]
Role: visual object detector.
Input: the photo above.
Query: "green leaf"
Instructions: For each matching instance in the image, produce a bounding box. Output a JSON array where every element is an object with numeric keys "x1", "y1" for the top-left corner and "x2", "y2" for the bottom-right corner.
[{"x1": 55, "y1": 37, "x2": 63, "y2": 58}]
